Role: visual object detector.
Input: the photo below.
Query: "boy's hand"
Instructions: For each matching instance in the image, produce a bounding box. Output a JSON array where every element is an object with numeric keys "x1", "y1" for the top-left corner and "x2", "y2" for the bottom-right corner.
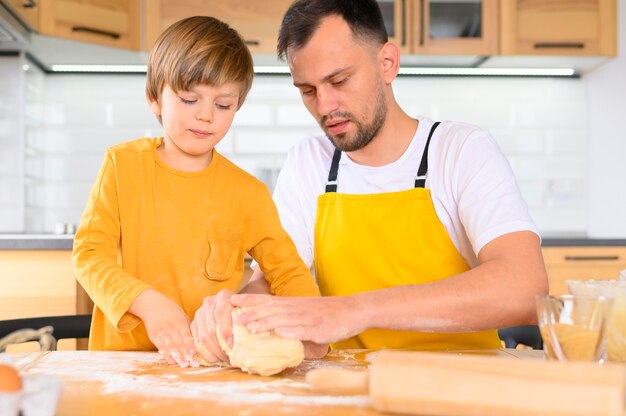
[
  {"x1": 129, "y1": 289, "x2": 197, "y2": 367},
  {"x1": 190, "y1": 289, "x2": 234, "y2": 363}
]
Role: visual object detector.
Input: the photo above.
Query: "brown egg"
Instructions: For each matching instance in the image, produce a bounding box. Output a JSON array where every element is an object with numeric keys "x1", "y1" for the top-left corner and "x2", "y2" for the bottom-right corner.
[{"x1": 0, "y1": 364, "x2": 22, "y2": 392}]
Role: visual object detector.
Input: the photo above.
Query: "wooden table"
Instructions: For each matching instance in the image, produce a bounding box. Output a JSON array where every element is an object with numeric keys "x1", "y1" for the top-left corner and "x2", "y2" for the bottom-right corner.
[{"x1": 12, "y1": 349, "x2": 543, "y2": 416}]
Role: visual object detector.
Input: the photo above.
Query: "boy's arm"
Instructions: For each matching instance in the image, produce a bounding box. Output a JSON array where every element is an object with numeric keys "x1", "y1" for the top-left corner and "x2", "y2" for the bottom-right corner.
[
  {"x1": 247, "y1": 187, "x2": 328, "y2": 358},
  {"x1": 191, "y1": 186, "x2": 327, "y2": 362},
  {"x1": 247, "y1": 186, "x2": 319, "y2": 297},
  {"x1": 128, "y1": 289, "x2": 197, "y2": 366},
  {"x1": 73, "y1": 151, "x2": 196, "y2": 366},
  {"x1": 72, "y1": 150, "x2": 152, "y2": 332}
]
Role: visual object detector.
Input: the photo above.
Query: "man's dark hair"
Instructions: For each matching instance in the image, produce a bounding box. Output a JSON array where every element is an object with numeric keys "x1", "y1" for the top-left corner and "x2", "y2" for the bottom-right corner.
[{"x1": 277, "y1": 0, "x2": 388, "y2": 60}]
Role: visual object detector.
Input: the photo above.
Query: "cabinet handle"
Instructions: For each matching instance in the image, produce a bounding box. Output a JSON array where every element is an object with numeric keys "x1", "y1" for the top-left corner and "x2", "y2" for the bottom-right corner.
[
  {"x1": 534, "y1": 42, "x2": 585, "y2": 49},
  {"x1": 419, "y1": 0, "x2": 425, "y2": 46},
  {"x1": 400, "y1": 0, "x2": 406, "y2": 47},
  {"x1": 23, "y1": 0, "x2": 37, "y2": 8},
  {"x1": 244, "y1": 40, "x2": 260, "y2": 46},
  {"x1": 72, "y1": 26, "x2": 120, "y2": 40},
  {"x1": 564, "y1": 255, "x2": 620, "y2": 261}
]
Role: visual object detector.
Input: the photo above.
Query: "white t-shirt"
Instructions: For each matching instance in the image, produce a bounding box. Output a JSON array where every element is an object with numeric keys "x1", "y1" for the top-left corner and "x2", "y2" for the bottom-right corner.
[{"x1": 267, "y1": 115, "x2": 538, "y2": 270}]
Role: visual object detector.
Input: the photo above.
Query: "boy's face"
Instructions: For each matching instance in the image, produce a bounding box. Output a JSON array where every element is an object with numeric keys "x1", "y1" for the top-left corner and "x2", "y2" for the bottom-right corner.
[{"x1": 149, "y1": 83, "x2": 240, "y2": 160}]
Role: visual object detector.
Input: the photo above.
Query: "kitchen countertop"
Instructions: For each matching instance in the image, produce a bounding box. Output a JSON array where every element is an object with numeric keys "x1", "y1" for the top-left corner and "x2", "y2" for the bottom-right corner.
[
  {"x1": 0, "y1": 234, "x2": 74, "y2": 250},
  {"x1": 541, "y1": 237, "x2": 626, "y2": 246},
  {"x1": 9, "y1": 349, "x2": 543, "y2": 416},
  {"x1": 2, "y1": 234, "x2": 626, "y2": 250}
]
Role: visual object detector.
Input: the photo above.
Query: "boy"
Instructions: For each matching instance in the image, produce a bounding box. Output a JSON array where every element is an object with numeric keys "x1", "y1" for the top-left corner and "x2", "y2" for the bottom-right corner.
[{"x1": 72, "y1": 16, "x2": 324, "y2": 367}]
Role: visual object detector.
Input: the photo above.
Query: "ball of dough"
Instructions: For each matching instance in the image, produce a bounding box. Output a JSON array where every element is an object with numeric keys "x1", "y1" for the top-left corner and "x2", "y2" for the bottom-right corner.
[{"x1": 217, "y1": 307, "x2": 304, "y2": 376}]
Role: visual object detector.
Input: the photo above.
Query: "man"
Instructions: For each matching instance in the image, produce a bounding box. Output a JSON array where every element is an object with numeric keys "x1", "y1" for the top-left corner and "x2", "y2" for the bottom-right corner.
[{"x1": 196, "y1": 0, "x2": 548, "y2": 356}]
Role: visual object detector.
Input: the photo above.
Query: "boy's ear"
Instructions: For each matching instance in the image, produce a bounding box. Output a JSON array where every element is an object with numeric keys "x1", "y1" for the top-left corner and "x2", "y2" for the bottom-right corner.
[{"x1": 146, "y1": 94, "x2": 161, "y2": 116}]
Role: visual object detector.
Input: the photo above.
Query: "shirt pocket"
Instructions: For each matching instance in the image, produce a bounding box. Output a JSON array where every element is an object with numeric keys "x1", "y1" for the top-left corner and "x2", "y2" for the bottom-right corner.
[{"x1": 203, "y1": 228, "x2": 243, "y2": 281}]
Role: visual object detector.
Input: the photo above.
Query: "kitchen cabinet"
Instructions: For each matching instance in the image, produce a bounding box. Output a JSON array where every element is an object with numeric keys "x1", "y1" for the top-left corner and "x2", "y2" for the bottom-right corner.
[
  {"x1": 500, "y1": 0, "x2": 617, "y2": 56},
  {"x1": 378, "y1": 0, "x2": 412, "y2": 54},
  {"x1": 13, "y1": 0, "x2": 616, "y2": 65},
  {"x1": 410, "y1": 0, "x2": 499, "y2": 55},
  {"x1": 38, "y1": 0, "x2": 141, "y2": 50},
  {"x1": 372, "y1": 0, "x2": 499, "y2": 56},
  {"x1": 145, "y1": 0, "x2": 496, "y2": 56},
  {"x1": 3, "y1": 0, "x2": 39, "y2": 31},
  {"x1": 0, "y1": 250, "x2": 85, "y2": 351},
  {"x1": 542, "y1": 246, "x2": 626, "y2": 295},
  {"x1": 144, "y1": 0, "x2": 293, "y2": 54}
]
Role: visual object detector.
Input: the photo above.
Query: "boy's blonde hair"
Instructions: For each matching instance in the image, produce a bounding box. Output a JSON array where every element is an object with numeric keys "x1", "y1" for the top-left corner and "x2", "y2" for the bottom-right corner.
[{"x1": 146, "y1": 16, "x2": 253, "y2": 112}]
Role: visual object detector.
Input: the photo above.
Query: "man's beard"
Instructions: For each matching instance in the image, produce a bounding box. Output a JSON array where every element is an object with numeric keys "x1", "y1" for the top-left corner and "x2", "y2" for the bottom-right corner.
[{"x1": 322, "y1": 87, "x2": 387, "y2": 152}]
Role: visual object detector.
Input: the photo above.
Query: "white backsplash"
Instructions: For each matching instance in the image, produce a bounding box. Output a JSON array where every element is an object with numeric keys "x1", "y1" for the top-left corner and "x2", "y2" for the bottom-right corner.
[
  {"x1": 2, "y1": 61, "x2": 590, "y2": 235},
  {"x1": 0, "y1": 56, "x2": 25, "y2": 232}
]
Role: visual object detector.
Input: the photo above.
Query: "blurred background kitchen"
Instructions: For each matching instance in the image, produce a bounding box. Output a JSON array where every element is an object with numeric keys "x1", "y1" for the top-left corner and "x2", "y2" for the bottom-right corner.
[{"x1": 0, "y1": 0, "x2": 624, "y2": 238}]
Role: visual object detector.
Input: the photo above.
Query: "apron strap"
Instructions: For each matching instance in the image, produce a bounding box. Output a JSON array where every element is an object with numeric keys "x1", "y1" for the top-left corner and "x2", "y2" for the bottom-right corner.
[
  {"x1": 325, "y1": 120, "x2": 441, "y2": 192},
  {"x1": 415, "y1": 121, "x2": 441, "y2": 188},
  {"x1": 325, "y1": 148, "x2": 342, "y2": 193}
]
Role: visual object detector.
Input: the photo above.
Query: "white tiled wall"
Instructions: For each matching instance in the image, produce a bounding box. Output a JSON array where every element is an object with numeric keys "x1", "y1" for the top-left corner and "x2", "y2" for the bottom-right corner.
[
  {"x1": 4, "y1": 66, "x2": 591, "y2": 235},
  {"x1": 585, "y1": 0, "x2": 626, "y2": 238},
  {"x1": 0, "y1": 56, "x2": 25, "y2": 232}
]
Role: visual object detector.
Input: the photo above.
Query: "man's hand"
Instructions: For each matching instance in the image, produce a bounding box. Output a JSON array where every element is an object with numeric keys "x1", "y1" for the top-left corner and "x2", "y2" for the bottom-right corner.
[
  {"x1": 231, "y1": 294, "x2": 364, "y2": 345},
  {"x1": 190, "y1": 289, "x2": 234, "y2": 363},
  {"x1": 129, "y1": 289, "x2": 197, "y2": 367}
]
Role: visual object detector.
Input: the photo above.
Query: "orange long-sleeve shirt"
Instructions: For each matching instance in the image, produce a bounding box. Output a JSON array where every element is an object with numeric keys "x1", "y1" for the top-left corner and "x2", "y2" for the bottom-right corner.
[{"x1": 73, "y1": 137, "x2": 318, "y2": 351}]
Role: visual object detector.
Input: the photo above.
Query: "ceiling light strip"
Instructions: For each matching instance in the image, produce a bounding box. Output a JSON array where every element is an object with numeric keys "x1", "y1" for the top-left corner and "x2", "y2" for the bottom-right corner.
[
  {"x1": 49, "y1": 64, "x2": 576, "y2": 77},
  {"x1": 50, "y1": 64, "x2": 148, "y2": 73},
  {"x1": 398, "y1": 67, "x2": 576, "y2": 77}
]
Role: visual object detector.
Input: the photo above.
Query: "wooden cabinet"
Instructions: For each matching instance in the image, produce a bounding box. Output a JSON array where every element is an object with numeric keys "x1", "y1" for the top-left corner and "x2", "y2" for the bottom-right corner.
[
  {"x1": 17, "y1": 0, "x2": 616, "y2": 60},
  {"x1": 542, "y1": 246, "x2": 626, "y2": 296},
  {"x1": 145, "y1": 0, "x2": 616, "y2": 59},
  {"x1": 377, "y1": 0, "x2": 499, "y2": 56},
  {"x1": 4, "y1": 0, "x2": 40, "y2": 31},
  {"x1": 377, "y1": 0, "x2": 412, "y2": 54},
  {"x1": 145, "y1": 0, "x2": 499, "y2": 56},
  {"x1": 410, "y1": 0, "x2": 499, "y2": 55},
  {"x1": 0, "y1": 250, "x2": 85, "y2": 351},
  {"x1": 38, "y1": 0, "x2": 141, "y2": 50},
  {"x1": 144, "y1": 0, "x2": 293, "y2": 53},
  {"x1": 500, "y1": 0, "x2": 617, "y2": 56}
]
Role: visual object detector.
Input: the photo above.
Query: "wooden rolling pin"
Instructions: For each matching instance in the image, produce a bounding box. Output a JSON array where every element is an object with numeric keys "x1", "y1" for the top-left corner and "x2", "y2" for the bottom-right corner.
[{"x1": 306, "y1": 350, "x2": 625, "y2": 416}]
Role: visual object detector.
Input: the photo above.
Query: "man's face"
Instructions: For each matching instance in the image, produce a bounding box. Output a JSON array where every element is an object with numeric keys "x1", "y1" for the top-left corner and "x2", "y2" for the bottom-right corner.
[{"x1": 288, "y1": 15, "x2": 387, "y2": 152}]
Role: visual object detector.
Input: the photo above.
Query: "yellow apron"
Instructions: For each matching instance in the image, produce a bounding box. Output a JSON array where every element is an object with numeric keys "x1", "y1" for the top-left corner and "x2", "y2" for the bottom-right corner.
[{"x1": 314, "y1": 122, "x2": 501, "y2": 350}]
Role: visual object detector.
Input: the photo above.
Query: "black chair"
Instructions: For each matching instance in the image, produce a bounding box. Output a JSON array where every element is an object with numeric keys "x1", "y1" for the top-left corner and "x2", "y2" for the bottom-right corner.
[
  {"x1": 0, "y1": 314, "x2": 92, "y2": 352},
  {"x1": 498, "y1": 325, "x2": 543, "y2": 350}
]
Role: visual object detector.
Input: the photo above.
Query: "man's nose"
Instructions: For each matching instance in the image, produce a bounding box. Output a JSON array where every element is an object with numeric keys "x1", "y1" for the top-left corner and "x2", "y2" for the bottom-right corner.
[{"x1": 315, "y1": 89, "x2": 339, "y2": 117}]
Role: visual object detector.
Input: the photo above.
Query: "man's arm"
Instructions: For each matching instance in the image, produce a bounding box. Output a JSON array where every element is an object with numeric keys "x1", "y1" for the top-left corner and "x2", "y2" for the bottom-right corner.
[
  {"x1": 231, "y1": 231, "x2": 548, "y2": 344},
  {"x1": 363, "y1": 230, "x2": 547, "y2": 332}
]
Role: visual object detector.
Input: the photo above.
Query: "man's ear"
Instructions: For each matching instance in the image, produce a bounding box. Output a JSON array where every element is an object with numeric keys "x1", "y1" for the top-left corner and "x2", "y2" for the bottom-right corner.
[
  {"x1": 146, "y1": 94, "x2": 161, "y2": 117},
  {"x1": 380, "y1": 41, "x2": 400, "y2": 84}
]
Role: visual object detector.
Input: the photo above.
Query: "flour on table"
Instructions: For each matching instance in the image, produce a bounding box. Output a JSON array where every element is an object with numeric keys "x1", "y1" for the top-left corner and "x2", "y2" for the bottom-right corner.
[
  {"x1": 21, "y1": 351, "x2": 372, "y2": 408},
  {"x1": 197, "y1": 307, "x2": 304, "y2": 376}
]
